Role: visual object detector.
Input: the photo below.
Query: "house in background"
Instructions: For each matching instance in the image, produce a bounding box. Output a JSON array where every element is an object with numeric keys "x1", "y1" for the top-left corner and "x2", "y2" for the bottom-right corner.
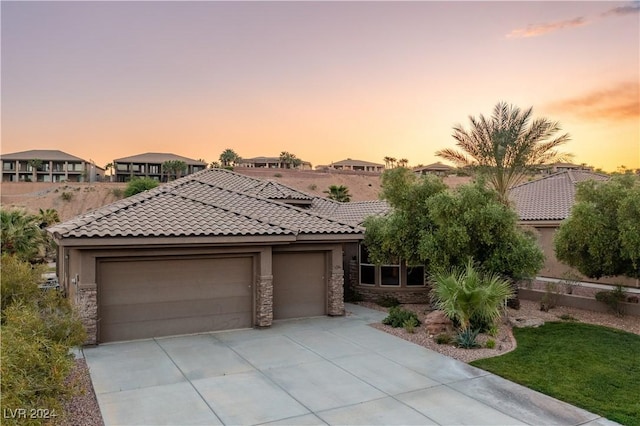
[
  {"x1": 235, "y1": 156, "x2": 312, "y2": 170},
  {"x1": 317, "y1": 159, "x2": 385, "y2": 173},
  {"x1": 413, "y1": 162, "x2": 455, "y2": 176},
  {"x1": 49, "y1": 168, "x2": 387, "y2": 344},
  {"x1": 1, "y1": 149, "x2": 101, "y2": 182},
  {"x1": 510, "y1": 170, "x2": 635, "y2": 287},
  {"x1": 541, "y1": 162, "x2": 594, "y2": 175},
  {"x1": 112, "y1": 152, "x2": 206, "y2": 182}
]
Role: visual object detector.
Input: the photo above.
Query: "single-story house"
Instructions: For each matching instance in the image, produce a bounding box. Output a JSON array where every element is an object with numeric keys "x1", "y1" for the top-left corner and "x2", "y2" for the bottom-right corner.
[
  {"x1": 413, "y1": 162, "x2": 455, "y2": 176},
  {"x1": 235, "y1": 156, "x2": 313, "y2": 170},
  {"x1": 49, "y1": 169, "x2": 397, "y2": 344},
  {"x1": 318, "y1": 159, "x2": 385, "y2": 173},
  {"x1": 509, "y1": 170, "x2": 636, "y2": 287}
]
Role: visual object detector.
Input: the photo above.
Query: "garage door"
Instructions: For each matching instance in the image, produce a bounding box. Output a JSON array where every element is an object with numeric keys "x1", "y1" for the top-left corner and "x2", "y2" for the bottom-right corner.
[
  {"x1": 273, "y1": 252, "x2": 326, "y2": 320},
  {"x1": 98, "y1": 256, "x2": 253, "y2": 342}
]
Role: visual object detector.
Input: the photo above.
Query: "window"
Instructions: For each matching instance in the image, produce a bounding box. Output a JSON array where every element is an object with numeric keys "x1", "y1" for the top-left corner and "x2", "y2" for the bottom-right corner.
[
  {"x1": 116, "y1": 163, "x2": 128, "y2": 172},
  {"x1": 359, "y1": 245, "x2": 376, "y2": 285},
  {"x1": 148, "y1": 165, "x2": 160, "y2": 174},
  {"x1": 406, "y1": 266, "x2": 425, "y2": 286},
  {"x1": 380, "y1": 264, "x2": 400, "y2": 286},
  {"x1": 2, "y1": 162, "x2": 14, "y2": 171}
]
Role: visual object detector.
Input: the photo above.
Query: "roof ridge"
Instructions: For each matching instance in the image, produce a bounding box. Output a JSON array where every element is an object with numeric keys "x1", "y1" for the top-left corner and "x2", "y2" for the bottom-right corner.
[{"x1": 509, "y1": 171, "x2": 571, "y2": 190}]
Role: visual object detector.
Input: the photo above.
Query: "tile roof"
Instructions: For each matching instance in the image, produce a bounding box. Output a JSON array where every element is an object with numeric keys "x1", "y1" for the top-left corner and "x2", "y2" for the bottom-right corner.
[
  {"x1": 49, "y1": 169, "x2": 362, "y2": 239},
  {"x1": 413, "y1": 162, "x2": 454, "y2": 171},
  {"x1": 330, "y1": 159, "x2": 385, "y2": 167},
  {"x1": 1, "y1": 150, "x2": 87, "y2": 162},
  {"x1": 113, "y1": 152, "x2": 206, "y2": 165},
  {"x1": 509, "y1": 170, "x2": 610, "y2": 221}
]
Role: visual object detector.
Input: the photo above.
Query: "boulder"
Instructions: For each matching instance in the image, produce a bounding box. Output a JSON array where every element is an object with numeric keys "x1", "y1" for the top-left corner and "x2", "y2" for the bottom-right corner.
[{"x1": 425, "y1": 310, "x2": 454, "y2": 335}]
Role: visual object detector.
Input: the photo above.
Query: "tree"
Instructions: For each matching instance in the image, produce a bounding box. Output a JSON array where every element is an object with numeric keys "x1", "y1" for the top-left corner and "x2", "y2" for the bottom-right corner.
[
  {"x1": 398, "y1": 158, "x2": 409, "y2": 168},
  {"x1": 363, "y1": 168, "x2": 543, "y2": 280},
  {"x1": 383, "y1": 156, "x2": 393, "y2": 168},
  {"x1": 161, "y1": 160, "x2": 187, "y2": 181},
  {"x1": 124, "y1": 177, "x2": 159, "y2": 197},
  {"x1": 1, "y1": 210, "x2": 43, "y2": 262},
  {"x1": 104, "y1": 162, "x2": 113, "y2": 181},
  {"x1": 219, "y1": 149, "x2": 241, "y2": 167},
  {"x1": 436, "y1": 102, "x2": 571, "y2": 204},
  {"x1": 37, "y1": 208, "x2": 60, "y2": 229},
  {"x1": 324, "y1": 185, "x2": 351, "y2": 202},
  {"x1": 279, "y1": 151, "x2": 302, "y2": 169},
  {"x1": 555, "y1": 174, "x2": 640, "y2": 279},
  {"x1": 27, "y1": 159, "x2": 43, "y2": 182}
]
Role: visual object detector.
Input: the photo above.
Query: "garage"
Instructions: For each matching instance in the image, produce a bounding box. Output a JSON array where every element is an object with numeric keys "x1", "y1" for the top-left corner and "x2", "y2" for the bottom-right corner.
[
  {"x1": 273, "y1": 251, "x2": 327, "y2": 320},
  {"x1": 98, "y1": 256, "x2": 253, "y2": 343}
]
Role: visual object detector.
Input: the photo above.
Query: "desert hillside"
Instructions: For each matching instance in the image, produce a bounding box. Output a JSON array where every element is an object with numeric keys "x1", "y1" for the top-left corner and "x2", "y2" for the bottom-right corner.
[{"x1": 1, "y1": 169, "x2": 470, "y2": 221}]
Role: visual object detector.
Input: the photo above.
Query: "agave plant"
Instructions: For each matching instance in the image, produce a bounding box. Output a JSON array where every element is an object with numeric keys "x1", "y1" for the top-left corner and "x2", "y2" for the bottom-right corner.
[{"x1": 431, "y1": 259, "x2": 514, "y2": 331}]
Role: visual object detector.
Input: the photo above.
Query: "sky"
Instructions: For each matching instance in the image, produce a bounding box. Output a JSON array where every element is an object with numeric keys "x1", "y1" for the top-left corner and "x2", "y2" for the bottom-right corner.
[{"x1": 2, "y1": 1, "x2": 639, "y2": 172}]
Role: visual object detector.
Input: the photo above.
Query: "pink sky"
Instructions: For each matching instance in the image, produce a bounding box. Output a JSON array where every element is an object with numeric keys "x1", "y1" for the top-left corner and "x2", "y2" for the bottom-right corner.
[{"x1": 2, "y1": 1, "x2": 638, "y2": 172}]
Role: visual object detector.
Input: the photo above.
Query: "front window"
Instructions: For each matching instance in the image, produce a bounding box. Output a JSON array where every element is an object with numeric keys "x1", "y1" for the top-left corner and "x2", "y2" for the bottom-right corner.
[
  {"x1": 359, "y1": 245, "x2": 376, "y2": 285},
  {"x1": 406, "y1": 266, "x2": 426, "y2": 286}
]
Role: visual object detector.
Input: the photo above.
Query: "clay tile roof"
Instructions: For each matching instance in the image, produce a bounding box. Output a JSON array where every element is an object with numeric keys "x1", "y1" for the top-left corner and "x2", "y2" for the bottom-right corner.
[
  {"x1": 332, "y1": 201, "x2": 391, "y2": 225},
  {"x1": 331, "y1": 159, "x2": 385, "y2": 167},
  {"x1": 413, "y1": 162, "x2": 454, "y2": 172},
  {"x1": 509, "y1": 170, "x2": 610, "y2": 221},
  {"x1": 0, "y1": 149, "x2": 87, "y2": 162},
  {"x1": 113, "y1": 152, "x2": 206, "y2": 165},
  {"x1": 49, "y1": 168, "x2": 361, "y2": 239}
]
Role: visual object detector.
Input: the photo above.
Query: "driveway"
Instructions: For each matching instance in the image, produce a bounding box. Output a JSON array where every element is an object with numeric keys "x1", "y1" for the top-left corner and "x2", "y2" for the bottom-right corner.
[{"x1": 84, "y1": 304, "x2": 615, "y2": 425}]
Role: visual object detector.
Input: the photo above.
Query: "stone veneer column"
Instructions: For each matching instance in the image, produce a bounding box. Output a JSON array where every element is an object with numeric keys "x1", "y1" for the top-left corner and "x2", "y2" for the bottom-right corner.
[
  {"x1": 256, "y1": 274, "x2": 273, "y2": 327},
  {"x1": 328, "y1": 265, "x2": 345, "y2": 316},
  {"x1": 78, "y1": 287, "x2": 98, "y2": 345}
]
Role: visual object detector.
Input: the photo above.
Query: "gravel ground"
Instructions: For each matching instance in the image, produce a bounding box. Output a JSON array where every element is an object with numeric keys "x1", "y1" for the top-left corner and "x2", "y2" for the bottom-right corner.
[
  {"x1": 358, "y1": 299, "x2": 640, "y2": 364},
  {"x1": 55, "y1": 359, "x2": 103, "y2": 426}
]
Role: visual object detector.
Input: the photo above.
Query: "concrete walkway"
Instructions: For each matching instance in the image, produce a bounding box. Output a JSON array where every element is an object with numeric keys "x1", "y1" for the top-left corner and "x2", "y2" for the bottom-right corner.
[{"x1": 84, "y1": 304, "x2": 617, "y2": 425}]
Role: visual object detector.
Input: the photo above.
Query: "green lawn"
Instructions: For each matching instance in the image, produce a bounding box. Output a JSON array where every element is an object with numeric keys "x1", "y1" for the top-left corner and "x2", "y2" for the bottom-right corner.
[{"x1": 471, "y1": 322, "x2": 640, "y2": 425}]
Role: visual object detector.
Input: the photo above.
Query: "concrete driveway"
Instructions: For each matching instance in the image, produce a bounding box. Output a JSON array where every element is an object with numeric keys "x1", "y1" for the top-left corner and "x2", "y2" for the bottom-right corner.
[{"x1": 84, "y1": 304, "x2": 616, "y2": 425}]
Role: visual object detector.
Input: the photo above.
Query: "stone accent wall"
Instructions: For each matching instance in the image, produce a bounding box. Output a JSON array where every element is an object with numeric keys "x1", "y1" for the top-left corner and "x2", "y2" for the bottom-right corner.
[
  {"x1": 256, "y1": 274, "x2": 273, "y2": 327},
  {"x1": 328, "y1": 266, "x2": 345, "y2": 316},
  {"x1": 77, "y1": 287, "x2": 97, "y2": 345},
  {"x1": 355, "y1": 286, "x2": 431, "y2": 304}
]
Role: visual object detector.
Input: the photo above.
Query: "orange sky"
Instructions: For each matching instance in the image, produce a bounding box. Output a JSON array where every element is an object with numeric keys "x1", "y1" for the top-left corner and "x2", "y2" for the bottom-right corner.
[{"x1": 2, "y1": 1, "x2": 639, "y2": 172}]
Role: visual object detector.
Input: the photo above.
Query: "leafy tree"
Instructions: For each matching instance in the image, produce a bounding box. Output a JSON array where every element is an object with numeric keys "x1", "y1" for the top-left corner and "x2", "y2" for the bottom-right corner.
[
  {"x1": 219, "y1": 149, "x2": 241, "y2": 167},
  {"x1": 436, "y1": 102, "x2": 571, "y2": 204},
  {"x1": 324, "y1": 185, "x2": 352, "y2": 202},
  {"x1": 104, "y1": 162, "x2": 113, "y2": 180},
  {"x1": 1, "y1": 210, "x2": 42, "y2": 262},
  {"x1": 124, "y1": 177, "x2": 159, "y2": 197},
  {"x1": 27, "y1": 159, "x2": 43, "y2": 182},
  {"x1": 364, "y1": 168, "x2": 543, "y2": 280},
  {"x1": 555, "y1": 174, "x2": 640, "y2": 279},
  {"x1": 161, "y1": 160, "x2": 187, "y2": 181},
  {"x1": 279, "y1": 151, "x2": 302, "y2": 169},
  {"x1": 431, "y1": 259, "x2": 514, "y2": 331}
]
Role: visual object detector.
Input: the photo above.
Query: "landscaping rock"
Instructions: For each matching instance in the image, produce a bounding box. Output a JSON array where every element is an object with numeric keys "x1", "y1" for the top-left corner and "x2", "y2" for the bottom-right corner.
[
  {"x1": 509, "y1": 316, "x2": 545, "y2": 328},
  {"x1": 425, "y1": 310, "x2": 454, "y2": 334}
]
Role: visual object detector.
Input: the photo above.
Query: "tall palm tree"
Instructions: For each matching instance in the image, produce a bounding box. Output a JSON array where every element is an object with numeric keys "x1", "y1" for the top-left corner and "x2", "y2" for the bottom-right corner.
[
  {"x1": 436, "y1": 102, "x2": 571, "y2": 204},
  {"x1": 383, "y1": 156, "x2": 393, "y2": 168},
  {"x1": 388, "y1": 157, "x2": 397, "y2": 168},
  {"x1": 324, "y1": 185, "x2": 351, "y2": 202},
  {"x1": 219, "y1": 149, "x2": 241, "y2": 167},
  {"x1": 398, "y1": 158, "x2": 409, "y2": 168},
  {"x1": 279, "y1": 151, "x2": 301, "y2": 169}
]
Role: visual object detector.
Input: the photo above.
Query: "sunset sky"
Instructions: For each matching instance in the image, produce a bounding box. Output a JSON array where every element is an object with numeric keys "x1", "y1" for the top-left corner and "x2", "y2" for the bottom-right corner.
[{"x1": 2, "y1": 1, "x2": 639, "y2": 172}]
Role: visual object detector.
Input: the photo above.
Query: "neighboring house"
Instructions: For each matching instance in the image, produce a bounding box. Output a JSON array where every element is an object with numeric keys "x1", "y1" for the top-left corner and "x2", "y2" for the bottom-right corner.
[
  {"x1": 112, "y1": 152, "x2": 207, "y2": 182},
  {"x1": 540, "y1": 162, "x2": 594, "y2": 175},
  {"x1": 1, "y1": 149, "x2": 101, "y2": 182},
  {"x1": 413, "y1": 162, "x2": 455, "y2": 176},
  {"x1": 49, "y1": 168, "x2": 383, "y2": 344},
  {"x1": 318, "y1": 159, "x2": 385, "y2": 173},
  {"x1": 509, "y1": 170, "x2": 635, "y2": 286},
  {"x1": 236, "y1": 156, "x2": 313, "y2": 170}
]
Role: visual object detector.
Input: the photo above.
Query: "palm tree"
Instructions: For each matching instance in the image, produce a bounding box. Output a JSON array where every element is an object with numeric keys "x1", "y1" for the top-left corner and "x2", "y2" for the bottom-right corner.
[
  {"x1": 1, "y1": 209, "x2": 43, "y2": 261},
  {"x1": 436, "y1": 102, "x2": 571, "y2": 204},
  {"x1": 37, "y1": 208, "x2": 60, "y2": 229},
  {"x1": 104, "y1": 163, "x2": 113, "y2": 181},
  {"x1": 219, "y1": 149, "x2": 241, "y2": 167},
  {"x1": 279, "y1": 151, "x2": 302, "y2": 169},
  {"x1": 398, "y1": 158, "x2": 409, "y2": 168},
  {"x1": 389, "y1": 157, "x2": 397, "y2": 168},
  {"x1": 161, "y1": 160, "x2": 187, "y2": 181},
  {"x1": 28, "y1": 159, "x2": 43, "y2": 182},
  {"x1": 383, "y1": 156, "x2": 393, "y2": 168},
  {"x1": 324, "y1": 185, "x2": 351, "y2": 202}
]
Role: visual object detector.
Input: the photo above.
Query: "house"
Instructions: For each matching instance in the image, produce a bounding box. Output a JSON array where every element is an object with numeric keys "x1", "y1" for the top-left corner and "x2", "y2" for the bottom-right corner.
[
  {"x1": 413, "y1": 162, "x2": 455, "y2": 176},
  {"x1": 509, "y1": 170, "x2": 636, "y2": 286},
  {"x1": 49, "y1": 168, "x2": 393, "y2": 344},
  {"x1": 112, "y1": 152, "x2": 207, "y2": 182},
  {"x1": 236, "y1": 156, "x2": 313, "y2": 170},
  {"x1": 1, "y1": 149, "x2": 101, "y2": 182},
  {"x1": 540, "y1": 162, "x2": 594, "y2": 175},
  {"x1": 318, "y1": 159, "x2": 385, "y2": 173}
]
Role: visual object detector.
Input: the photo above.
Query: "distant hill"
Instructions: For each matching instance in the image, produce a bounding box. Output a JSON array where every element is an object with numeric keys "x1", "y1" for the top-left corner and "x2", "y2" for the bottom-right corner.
[{"x1": 0, "y1": 169, "x2": 471, "y2": 221}]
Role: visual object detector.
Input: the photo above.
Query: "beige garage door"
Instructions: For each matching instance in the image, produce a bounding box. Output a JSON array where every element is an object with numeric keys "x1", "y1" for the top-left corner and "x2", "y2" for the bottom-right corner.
[
  {"x1": 98, "y1": 256, "x2": 253, "y2": 342},
  {"x1": 273, "y1": 251, "x2": 326, "y2": 320}
]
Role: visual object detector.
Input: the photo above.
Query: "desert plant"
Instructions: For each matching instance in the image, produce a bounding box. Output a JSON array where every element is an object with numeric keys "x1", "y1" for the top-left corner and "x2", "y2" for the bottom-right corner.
[
  {"x1": 382, "y1": 306, "x2": 420, "y2": 328},
  {"x1": 431, "y1": 259, "x2": 514, "y2": 331},
  {"x1": 111, "y1": 188, "x2": 124, "y2": 198},
  {"x1": 273, "y1": 173, "x2": 282, "y2": 178},
  {"x1": 595, "y1": 286, "x2": 627, "y2": 317},
  {"x1": 308, "y1": 184, "x2": 318, "y2": 191},
  {"x1": 455, "y1": 328, "x2": 481, "y2": 348},
  {"x1": 558, "y1": 314, "x2": 578, "y2": 322},
  {"x1": 485, "y1": 338, "x2": 496, "y2": 349},
  {"x1": 376, "y1": 295, "x2": 400, "y2": 308},
  {"x1": 403, "y1": 317, "x2": 419, "y2": 333},
  {"x1": 1, "y1": 210, "x2": 43, "y2": 262},
  {"x1": 540, "y1": 282, "x2": 560, "y2": 312},
  {"x1": 60, "y1": 191, "x2": 73, "y2": 201},
  {"x1": 324, "y1": 185, "x2": 351, "y2": 202},
  {"x1": 561, "y1": 271, "x2": 582, "y2": 295},
  {"x1": 124, "y1": 177, "x2": 159, "y2": 197},
  {"x1": 435, "y1": 333, "x2": 452, "y2": 345},
  {"x1": 487, "y1": 324, "x2": 499, "y2": 337}
]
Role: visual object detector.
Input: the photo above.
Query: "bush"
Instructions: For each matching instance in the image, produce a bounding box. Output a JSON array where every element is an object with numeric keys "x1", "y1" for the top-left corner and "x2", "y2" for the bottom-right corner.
[
  {"x1": 60, "y1": 191, "x2": 73, "y2": 201},
  {"x1": 273, "y1": 173, "x2": 282, "y2": 178},
  {"x1": 111, "y1": 188, "x2": 124, "y2": 198},
  {"x1": 403, "y1": 317, "x2": 419, "y2": 333},
  {"x1": 595, "y1": 286, "x2": 627, "y2": 317},
  {"x1": 376, "y1": 295, "x2": 400, "y2": 308},
  {"x1": 485, "y1": 338, "x2": 496, "y2": 349},
  {"x1": 455, "y1": 328, "x2": 480, "y2": 348},
  {"x1": 435, "y1": 333, "x2": 452, "y2": 345},
  {"x1": 124, "y1": 177, "x2": 159, "y2": 197},
  {"x1": 1, "y1": 255, "x2": 86, "y2": 420},
  {"x1": 382, "y1": 306, "x2": 420, "y2": 328}
]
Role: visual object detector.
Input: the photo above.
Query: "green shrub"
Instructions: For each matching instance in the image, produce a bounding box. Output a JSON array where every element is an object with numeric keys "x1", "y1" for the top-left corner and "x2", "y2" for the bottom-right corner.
[
  {"x1": 455, "y1": 328, "x2": 480, "y2": 348},
  {"x1": 124, "y1": 177, "x2": 159, "y2": 197},
  {"x1": 595, "y1": 286, "x2": 627, "y2": 317},
  {"x1": 308, "y1": 184, "x2": 318, "y2": 191},
  {"x1": 435, "y1": 333, "x2": 452, "y2": 345},
  {"x1": 558, "y1": 314, "x2": 578, "y2": 322},
  {"x1": 376, "y1": 295, "x2": 400, "y2": 308},
  {"x1": 487, "y1": 324, "x2": 499, "y2": 337},
  {"x1": 485, "y1": 338, "x2": 496, "y2": 349},
  {"x1": 60, "y1": 191, "x2": 73, "y2": 201},
  {"x1": 540, "y1": 282, "x2": 560, "y2": 312},
  {"x1": 111, "y1": 188, "x2": 124, "y2": 198},
  {"x1": 382, "y1": 306, "x2": 420, "y2": 328},
  {"x1": 0, "y1": 255, "x2": 43, "y2": 319},
  {"x1": 273, "y1": 173, "x2": 282, "y2": 178},
  {"x1": 403, "y1": 317, "x2": 419, "y2": 333}
]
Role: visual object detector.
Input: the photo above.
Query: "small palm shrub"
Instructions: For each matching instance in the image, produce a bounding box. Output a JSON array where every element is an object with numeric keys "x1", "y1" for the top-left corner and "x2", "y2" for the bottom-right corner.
[
  {"x1": 382, "y1": 306, "x2": 420, "y2": 328},
  {"x1": 431, "y1": 259, "x2": 514, "y2": 332}
]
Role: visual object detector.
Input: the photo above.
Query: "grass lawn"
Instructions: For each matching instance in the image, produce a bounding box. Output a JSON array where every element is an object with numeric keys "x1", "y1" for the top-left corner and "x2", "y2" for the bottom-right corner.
[{"x1": 471, "y1": 322, "x2": 640, "y2": 425}]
